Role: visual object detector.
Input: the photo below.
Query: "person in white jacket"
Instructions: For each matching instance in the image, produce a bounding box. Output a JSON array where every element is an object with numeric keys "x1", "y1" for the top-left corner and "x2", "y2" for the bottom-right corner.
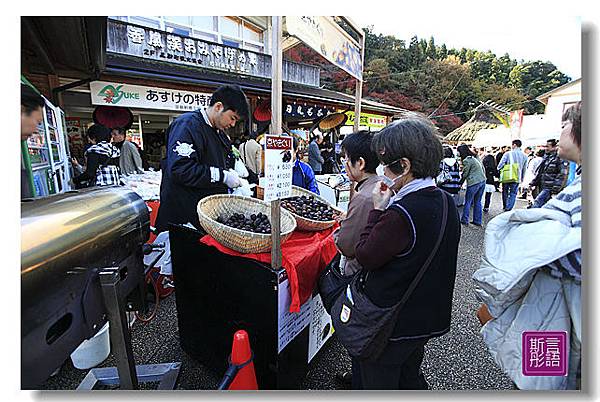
[
  {"x1": 473, "y1": 102, "x2": 582, "y2": 390},
  {"x1": 521, "y1": 149, "x2": 545, "y2": 204}
]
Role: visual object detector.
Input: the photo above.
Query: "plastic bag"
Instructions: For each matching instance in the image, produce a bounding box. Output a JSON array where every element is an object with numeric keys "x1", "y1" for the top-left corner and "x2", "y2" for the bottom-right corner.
[
  {"x1": 234, "y1": 158, "x2": 249, "y2": 178},
  {"x1": 232, "y1": 178, "x2": 254, "y2": 197}
]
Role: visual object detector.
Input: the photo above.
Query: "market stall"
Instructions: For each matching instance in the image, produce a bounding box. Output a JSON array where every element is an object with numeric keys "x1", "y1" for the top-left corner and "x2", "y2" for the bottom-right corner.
[{"x1": 165, "y1": 16, "x2": 365, "y2": 390}]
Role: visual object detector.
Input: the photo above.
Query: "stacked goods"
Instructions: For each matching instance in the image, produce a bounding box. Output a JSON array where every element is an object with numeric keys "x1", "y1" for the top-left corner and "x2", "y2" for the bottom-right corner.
[
  {"x1": 281, "y1": 196, "x2": 335, "y2": 222},
  {"x1": 120, "y1": 170, "x2": 162, "y2": 200},
  {"x1": 217, "y1": 213, "x2": 272, "y2": 234},
  {"x1": 281, "y1": 186, "x2": 342, "y2": 231},
  {"x1": 197, "y1": 194, "x2": 296, "y2": 254}
]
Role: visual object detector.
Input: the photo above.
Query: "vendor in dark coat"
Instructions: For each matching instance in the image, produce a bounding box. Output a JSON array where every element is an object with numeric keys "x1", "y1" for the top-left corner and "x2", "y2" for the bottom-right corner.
[{"x1": 155, "y1": 85, "x2": 249, "y2": 232}]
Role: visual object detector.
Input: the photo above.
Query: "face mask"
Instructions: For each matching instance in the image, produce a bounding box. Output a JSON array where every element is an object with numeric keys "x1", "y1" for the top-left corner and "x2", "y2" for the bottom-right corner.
[
  {"x1": 380, "y1": 159, "x2": 408, "y2": 189},
  {"x1": 380, "y1": 170, "x2": 407, "y2": 188}
]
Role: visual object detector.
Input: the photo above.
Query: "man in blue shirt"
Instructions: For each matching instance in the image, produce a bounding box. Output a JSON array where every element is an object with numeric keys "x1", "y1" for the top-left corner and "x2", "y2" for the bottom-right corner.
[{"x1": 291, "y1": 136, "x2": 320, "y2": 195}]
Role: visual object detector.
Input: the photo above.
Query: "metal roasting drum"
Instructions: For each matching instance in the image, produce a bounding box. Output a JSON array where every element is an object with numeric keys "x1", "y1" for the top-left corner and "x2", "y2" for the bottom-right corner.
[{"x1": 21, "y1": 187, "x2": 150, "y2": 389}]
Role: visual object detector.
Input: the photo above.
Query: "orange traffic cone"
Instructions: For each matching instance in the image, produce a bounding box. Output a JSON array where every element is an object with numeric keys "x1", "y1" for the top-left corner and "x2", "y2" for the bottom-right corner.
[{"x1": 228, "y1": 330, "x2": 258, "y2": 390}]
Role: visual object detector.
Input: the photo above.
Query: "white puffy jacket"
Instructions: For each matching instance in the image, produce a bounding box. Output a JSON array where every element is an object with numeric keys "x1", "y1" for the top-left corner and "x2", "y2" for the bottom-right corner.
[{"x1": 473, "y1": 207, "x2": 581, "y2": 390}]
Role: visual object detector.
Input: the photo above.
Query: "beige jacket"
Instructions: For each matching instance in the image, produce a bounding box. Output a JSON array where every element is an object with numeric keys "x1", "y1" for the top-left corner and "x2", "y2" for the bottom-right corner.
[
  {"x1": 334, "y1": 174, "x2": 381, "y2": 275},
  {"x1": 239, "y1": 139, "x2": 262, "y2": 175}
]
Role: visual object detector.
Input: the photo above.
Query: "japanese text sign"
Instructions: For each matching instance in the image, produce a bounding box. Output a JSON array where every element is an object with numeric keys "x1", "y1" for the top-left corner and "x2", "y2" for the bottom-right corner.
[
  {"x1": 107, "y1": 20, "x2": 266, "y2": 77},
  {"x1": 284, "y1": 16, "x2": 363, "y2": 80},
  {"x1": 90, "y1": 81, "x2": 212, "y2": 112},
  {"x1": 264, "y1": 135, "x2": 293, "y2": 202}
]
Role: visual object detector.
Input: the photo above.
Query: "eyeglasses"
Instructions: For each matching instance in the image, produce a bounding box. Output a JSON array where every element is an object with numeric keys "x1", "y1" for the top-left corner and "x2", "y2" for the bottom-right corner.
[{"x1": 382, "y1": 158, "x2": 403, "y2": 168}]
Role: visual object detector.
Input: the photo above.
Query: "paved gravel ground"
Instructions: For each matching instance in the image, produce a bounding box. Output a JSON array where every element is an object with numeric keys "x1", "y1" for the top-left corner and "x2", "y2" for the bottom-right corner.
[{"x1": 41, "y1": 191, "x2": 523, "y2": 391}]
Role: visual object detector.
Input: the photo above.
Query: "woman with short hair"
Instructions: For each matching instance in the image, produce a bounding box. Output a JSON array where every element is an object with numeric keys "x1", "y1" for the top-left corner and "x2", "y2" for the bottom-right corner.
[
  {"x1": 352, "y1": 116, "x2": 461, "y2": 390},
  {"x1": 457, "y1": 144, "x2": 486, "y2": 226}
]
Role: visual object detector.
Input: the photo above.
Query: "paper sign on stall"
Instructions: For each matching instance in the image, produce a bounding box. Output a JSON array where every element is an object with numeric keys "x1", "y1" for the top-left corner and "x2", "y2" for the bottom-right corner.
[
  {"x1": 308, "y1": 294, "x2": 334, "y2": 363},
  {"x1": 277, "y1": 278, "x2": 312, "y2": 353},
  {"x1": 264, "y1": 135, "x2": 293, "y2": 202}
]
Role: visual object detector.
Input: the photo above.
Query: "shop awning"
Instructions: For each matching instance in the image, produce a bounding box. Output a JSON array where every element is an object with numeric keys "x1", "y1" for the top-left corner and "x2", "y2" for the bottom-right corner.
[
  {"x1": 22, "y1": 17, "x2": 106, "y2": 78},
  {"x1": 104, "y1": 53, "x2": 405, "y2": 116}
]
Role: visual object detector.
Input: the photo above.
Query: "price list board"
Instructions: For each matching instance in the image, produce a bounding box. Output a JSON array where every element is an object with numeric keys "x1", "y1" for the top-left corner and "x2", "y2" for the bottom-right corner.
[{"x1": 263, "y1": 135, "x2": 293, "y2": 202}]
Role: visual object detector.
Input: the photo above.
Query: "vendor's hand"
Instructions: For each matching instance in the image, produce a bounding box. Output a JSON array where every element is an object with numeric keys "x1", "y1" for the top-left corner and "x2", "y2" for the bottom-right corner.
[
  {"x1": 333, "y1": 210, "x2": 347, "y2": 223},
  {"x1": 71, "y1": 157, "x2": 80, "y2": 167},
  {"x1": 223, "y1": 169, "x2": 242, "y2": 188},
  {"x1": 372, "y1": 181, "x2": 393, "y2": 211}
]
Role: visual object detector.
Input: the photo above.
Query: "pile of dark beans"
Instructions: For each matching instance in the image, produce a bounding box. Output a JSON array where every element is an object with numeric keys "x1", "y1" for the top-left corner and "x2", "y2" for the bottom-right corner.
[
  {"x1": 217, "y1": 212, "x2": 272, "y2": 234},
  {"x1": 281, "y1": 195, "x2": 335, "y2": 221}
]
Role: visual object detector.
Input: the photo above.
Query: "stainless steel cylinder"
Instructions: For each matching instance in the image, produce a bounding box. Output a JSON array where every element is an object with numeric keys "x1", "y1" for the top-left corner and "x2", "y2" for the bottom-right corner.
[{"x1": 21, "y1": 186, "x2": 150, "y2": 389}]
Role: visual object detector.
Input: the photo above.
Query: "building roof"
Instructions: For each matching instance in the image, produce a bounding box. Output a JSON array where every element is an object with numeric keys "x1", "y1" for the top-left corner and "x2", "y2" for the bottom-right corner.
[
  {"x1": 105, "y1": 53, "x2": 405, "y2": 116},
  {"x1": 444, "y1": 121, "x2": 499, "y2": 143},
  {"x1": 444, "y1": 101, "x2": 507, "y2": 143},
  {"x1": 535, "y1": 78, "x2": 582, "y2": 102}
]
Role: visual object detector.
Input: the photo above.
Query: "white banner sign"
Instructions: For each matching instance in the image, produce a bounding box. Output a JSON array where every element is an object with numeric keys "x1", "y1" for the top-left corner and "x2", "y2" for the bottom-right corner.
[
  {"x1": 308, "y1": 294, "x2": 334, "y2": 363},
  {"x1": 90, "y1": 81, "x2": 212, "y2": 112},
  {"x1": 277, "y1": 279, "x2": 312, "y2": 353},
  {"x1": 263, "y1": 135, "x2": 293, "y2": 202},
  {"x1": 284, "y1": 16, "x2": 363, "y2": 80}
]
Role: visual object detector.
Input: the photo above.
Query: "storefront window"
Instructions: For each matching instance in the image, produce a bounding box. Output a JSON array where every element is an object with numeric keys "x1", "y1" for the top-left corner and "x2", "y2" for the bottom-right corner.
[
  {"x1": 243, "y1": 25, "x2": 262, "y2": 43},
  {"x1": 110, "y1": 16, "x2": 265, "y2": 53},
  {"x1": 219, "y1": 16, "x2": 240, "y2": 38},
  {"x1": 191, "y1": 16, "x2": 215, "y2": 32},
  {"x1": 164, "y1": 16, "x2": 190, "y2": 26},
  {"x1": 128, "y1": 16, "x2": 161, "y2": 29}
]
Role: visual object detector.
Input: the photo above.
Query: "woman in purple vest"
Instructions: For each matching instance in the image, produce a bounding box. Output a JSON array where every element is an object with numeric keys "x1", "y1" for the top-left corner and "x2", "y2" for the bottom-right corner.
[{"x1": 354, "y1": 114, "x2": 461, "y2": 390}]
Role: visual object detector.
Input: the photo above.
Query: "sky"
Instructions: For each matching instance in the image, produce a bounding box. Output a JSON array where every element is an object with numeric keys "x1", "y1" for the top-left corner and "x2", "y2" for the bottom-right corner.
[{"x1": 353, "y1": 15, "x2": 582, "y2": 79}]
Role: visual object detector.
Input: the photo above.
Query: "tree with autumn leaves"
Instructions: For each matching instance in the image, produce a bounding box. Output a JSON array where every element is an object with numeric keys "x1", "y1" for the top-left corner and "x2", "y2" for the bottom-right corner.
[{"x1": 284, "y1": 26, "x2": 571, "y2": 135}]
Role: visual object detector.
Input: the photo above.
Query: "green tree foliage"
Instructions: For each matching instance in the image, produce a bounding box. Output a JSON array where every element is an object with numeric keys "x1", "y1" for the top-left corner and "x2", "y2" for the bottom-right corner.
[
  {"x1": 426, "y1": 36, "x2": 437, "y2": 60},
  {"x1": 509, "y1": 61, "x2": 570, "y2": 113},
  {"x1": 439, "y1": 44, "x2": 448, "y2": 60},
  {"x1": 283, "y1": 29, "x2": 572, "y2": 135}
]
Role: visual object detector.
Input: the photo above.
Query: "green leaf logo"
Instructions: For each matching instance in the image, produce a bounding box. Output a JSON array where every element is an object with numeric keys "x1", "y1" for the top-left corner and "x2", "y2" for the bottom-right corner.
[{"x1": 98, "y1": 84, "x2": 125, "y2": 104}]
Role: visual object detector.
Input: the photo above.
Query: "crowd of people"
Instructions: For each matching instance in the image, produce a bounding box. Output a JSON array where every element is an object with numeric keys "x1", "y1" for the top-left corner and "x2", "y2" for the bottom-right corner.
[
  {"x1": 21, "y1": 81, "x2": 582, "y2": 390},
  {"x1": 434, "y1": 136, "x2": 574, "y2": 227},
  {"x1": 327, "y1": 104, "x2": 581, "y2": 390}
]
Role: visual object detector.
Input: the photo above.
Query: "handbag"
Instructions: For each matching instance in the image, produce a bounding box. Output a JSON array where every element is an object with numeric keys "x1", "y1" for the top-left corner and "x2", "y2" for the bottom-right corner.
[
  {"x1": 499, "y1": 151, "x2": 519, "y2": 183},
  {"x1": 317, "y1": 254, "x2": 353, "y2": 315},
  {"x1": 436, "y1": 164, "x2": 452, "y2": 185},
  {"x1": 331, "y1": 190, "x2": 449, "y2": 361}
]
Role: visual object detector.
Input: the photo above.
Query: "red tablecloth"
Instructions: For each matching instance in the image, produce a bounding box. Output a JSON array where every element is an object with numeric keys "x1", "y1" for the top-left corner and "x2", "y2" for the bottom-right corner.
[
  {"x1": 199, "y1": 225, "x2": 338, "y2": 313},
  {"x1": 145, "y1": 200, "x2": 160, "y2": 243}
]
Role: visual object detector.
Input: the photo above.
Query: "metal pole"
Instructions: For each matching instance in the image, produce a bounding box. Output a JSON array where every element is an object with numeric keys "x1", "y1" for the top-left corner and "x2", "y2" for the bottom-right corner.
[
  {"x1": 99, "y1": 268, "x2": 139, "y2": 390},
  {"x1": 270, "y1": 16, "x2": 283, "y2": 270},
  {"x1": 353, "y1": 33, "x2": 365, "y2": 133}
]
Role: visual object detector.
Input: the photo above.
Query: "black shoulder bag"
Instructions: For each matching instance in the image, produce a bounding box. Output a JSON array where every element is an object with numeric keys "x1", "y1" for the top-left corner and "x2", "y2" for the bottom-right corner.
[
  {"x1": 330, "y1": 190, "x2": 449, "y2": 361},
  {"x1": 318, "y1": 253, "x2": 352, "y2": 315}
]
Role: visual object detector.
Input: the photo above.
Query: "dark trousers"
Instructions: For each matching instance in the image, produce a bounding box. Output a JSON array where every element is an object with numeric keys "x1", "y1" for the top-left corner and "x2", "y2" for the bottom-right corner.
[
  {"x1": 352, "y1": 339, "x2": 429, "y2": 390},
  {"x1": 484, "y1": 191, "x2": 492, "y2": 209}
]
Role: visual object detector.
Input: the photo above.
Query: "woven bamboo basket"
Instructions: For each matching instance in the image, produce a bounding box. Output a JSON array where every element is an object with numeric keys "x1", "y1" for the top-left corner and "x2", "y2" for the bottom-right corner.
[
  {"x1": 282, "y1": 186, "x2": 343, "y2": 232},
  {"x1": 197, "y1": 194, "x2": 297, "y2": 254}
]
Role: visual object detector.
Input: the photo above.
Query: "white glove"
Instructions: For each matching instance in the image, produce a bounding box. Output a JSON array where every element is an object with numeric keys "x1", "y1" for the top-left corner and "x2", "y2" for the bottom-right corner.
[
  {"x1": 223, "y1": 169, "x2": 242, "y2": 189},
  {"x1": 232, "y1": 178, "x2": 253, "y2": 197}
]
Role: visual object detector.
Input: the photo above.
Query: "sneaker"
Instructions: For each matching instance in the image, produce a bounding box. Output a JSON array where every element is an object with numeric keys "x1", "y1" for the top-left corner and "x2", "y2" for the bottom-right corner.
[
  {"x1": 336, "y1": 371, "x2": 352, "y2": 385},
  {"x1": 471, "y1": 222, "x2": 483, "y2": 227},
  {"x1": 460, "y1": 221, "x2": 469, "y2": 226},
  {"x1": 483, "y1": 208, "x2": 489, "y2": 212}
]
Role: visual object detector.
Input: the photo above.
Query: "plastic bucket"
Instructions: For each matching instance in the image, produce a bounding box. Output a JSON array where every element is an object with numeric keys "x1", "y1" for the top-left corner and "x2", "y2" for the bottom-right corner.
[{"x1": 70, "y1": 322, "x2": 111, "y2": 369}]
